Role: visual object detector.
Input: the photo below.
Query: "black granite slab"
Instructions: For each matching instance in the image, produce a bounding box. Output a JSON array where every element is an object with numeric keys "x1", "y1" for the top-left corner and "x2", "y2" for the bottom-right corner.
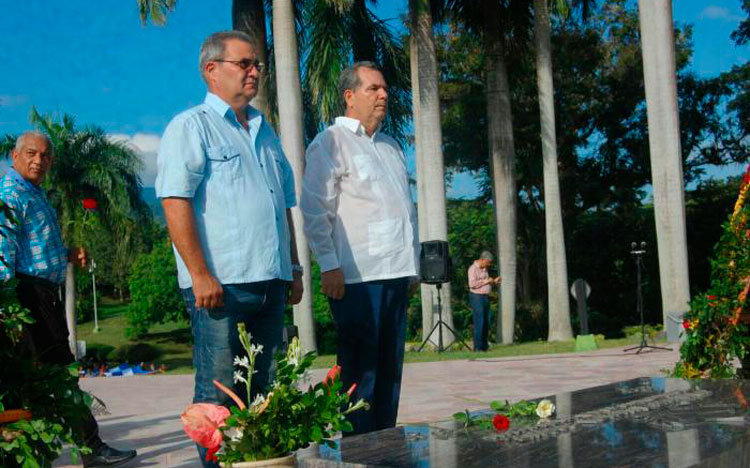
[{"x1": 296, "y1": 378, "x2": 750, "y2": 468}]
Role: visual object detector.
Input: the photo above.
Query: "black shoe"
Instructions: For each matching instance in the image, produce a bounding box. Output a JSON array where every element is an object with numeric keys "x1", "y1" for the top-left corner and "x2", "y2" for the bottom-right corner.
[{"x1": 82, "y1": 444, "x2": 137, "y2": 468}]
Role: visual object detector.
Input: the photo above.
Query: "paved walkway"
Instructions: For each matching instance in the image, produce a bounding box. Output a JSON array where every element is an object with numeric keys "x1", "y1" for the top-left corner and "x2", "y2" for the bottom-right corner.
[{"x1": 53, "y1": 345, "x2": 680, "y2": 468}]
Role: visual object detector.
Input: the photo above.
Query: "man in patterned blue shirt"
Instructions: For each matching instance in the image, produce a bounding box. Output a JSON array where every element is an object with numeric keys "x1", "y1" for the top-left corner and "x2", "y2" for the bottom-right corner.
[{"x1": 0, "y1": 131, "x2": 137, "y2": 468}]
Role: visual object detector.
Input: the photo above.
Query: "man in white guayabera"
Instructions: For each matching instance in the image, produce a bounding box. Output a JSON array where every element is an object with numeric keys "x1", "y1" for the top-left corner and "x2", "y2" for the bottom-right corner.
[
  {"x1": 156, "y1": 30, "x2": 303, "y2": 467},
  {"x1": 301, "y1": 61, "x2": 419, "y2": 436}
]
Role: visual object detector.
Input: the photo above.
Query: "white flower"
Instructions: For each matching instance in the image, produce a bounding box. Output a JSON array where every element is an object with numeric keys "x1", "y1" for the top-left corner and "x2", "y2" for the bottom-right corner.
[
  {"x1": 535, "y1": 399, "x2": 556, "y2": 419},
  {"x1": 233, "y1": 370, "x2": 247, "y2": 384},
  {"x1": 250, "y1": 394, "x2": 266, "y2": 409},
  {"x1": 233, "y1": 356, "x2": 250, "y2": 368},
  {"x1": 224, "y1": 426, "x2": 244, "y2": 443},
  {"x1": 286, "y1": 337, "x2": 302, "y2": 367},
  {"x1": 249, "y1": 344, "x2": 264, "y2": 356}
]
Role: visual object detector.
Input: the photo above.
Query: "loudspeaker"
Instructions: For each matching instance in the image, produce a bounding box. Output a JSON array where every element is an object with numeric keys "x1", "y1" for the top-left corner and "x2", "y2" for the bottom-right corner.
[{"x1": 420, "y1": 240, "x2": 451, "y2": 284}]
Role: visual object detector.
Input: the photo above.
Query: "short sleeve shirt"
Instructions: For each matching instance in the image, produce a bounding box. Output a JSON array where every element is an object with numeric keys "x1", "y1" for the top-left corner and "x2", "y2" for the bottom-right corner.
[{"x1": 155, "y1": 93, "x2": 296, "y2": 288}]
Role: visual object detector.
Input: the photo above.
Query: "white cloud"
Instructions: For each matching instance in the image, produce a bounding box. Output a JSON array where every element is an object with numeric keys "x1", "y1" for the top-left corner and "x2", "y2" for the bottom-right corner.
[
  {"x1": 699, "y1": 5, "x2": 743, "y2": 22},
  {"x1": 109, "y1": 133, "x2": 160, "y2": 187}
]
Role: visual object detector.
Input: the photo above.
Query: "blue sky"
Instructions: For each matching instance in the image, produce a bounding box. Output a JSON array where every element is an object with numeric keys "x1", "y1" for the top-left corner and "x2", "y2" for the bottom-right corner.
[{"x1": 0, "y1": 1, "x2": 748, "y2": 196}]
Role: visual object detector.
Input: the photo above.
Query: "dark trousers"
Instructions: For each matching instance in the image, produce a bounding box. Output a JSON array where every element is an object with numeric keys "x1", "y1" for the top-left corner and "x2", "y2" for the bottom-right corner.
[
  {"x1": 469, "y1": 292, "x2": 490, "y2": 351},
  {"x1": 329, "y1": 277, "x2": 409, "y2": 436},
  {"x1": 181, "y1": 280, "x2": 286, "y2": 468},
  {"x1": 15, "y1": 274, "x2": 102, "y2": 449}
]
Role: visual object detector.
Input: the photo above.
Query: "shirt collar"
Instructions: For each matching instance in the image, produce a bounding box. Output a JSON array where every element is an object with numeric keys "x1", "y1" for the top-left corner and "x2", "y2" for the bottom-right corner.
[
  {"x1": 204, "y1": 92, "x2": 263, "y2": 126},
  {"x1": 334, "y1": 116, "x2": 381, "y2": 139},
  {"x1": 7, "y1": 168, "x2": 40, "y2": 192}
]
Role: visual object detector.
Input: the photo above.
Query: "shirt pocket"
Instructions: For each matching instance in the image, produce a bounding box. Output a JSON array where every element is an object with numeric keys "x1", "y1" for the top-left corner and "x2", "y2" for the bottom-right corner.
[
  {"x1": 368, "y1": 218, "x2": 404, "y2": 258},
  {"x1": 206, "y1": 145, "x2": 242, "y2": 179},
  {"x1": 352, "y1": 154, "x2": 383, "y2": 181}
]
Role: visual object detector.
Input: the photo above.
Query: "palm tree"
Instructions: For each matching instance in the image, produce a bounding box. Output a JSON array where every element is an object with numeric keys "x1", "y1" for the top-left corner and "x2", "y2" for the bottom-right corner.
[
  {"x1": 410, "y1": 28, "x2": 435, "y2": 342},
  {"x1": 272, "y1": 0, "x2": 317, "y2": 352},
  {"x1": 534, "y1": 0, "x2": 573, "y2": 341},
  {"x1": 637, "y1": 0, "x2": 690, "y2": 337},
  {"x1": 410, "y1": 0, "x2": 455, "y2": 344},
  {"x1": 1, "y1": 109, "x2": 151, "y2": 356},
  {"x1": 447, "y1": 0, "x2": 531, "y2": 344}
]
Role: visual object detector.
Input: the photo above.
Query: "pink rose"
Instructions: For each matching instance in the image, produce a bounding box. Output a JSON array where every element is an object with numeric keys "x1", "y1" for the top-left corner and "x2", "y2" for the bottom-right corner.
[{"x1": 181, "y1": 403, "x2": 230, "y2": 462}]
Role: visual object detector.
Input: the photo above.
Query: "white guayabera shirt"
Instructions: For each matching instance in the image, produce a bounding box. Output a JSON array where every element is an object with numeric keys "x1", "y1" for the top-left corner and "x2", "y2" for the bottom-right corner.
[{"x1": 301, "y1": 117, "x2": 419, "y2": 284}]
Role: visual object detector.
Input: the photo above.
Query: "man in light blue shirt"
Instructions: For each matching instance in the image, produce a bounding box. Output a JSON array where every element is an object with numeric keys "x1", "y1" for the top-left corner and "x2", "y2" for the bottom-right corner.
[{"x1": 156, "y1": 30, "x2": 303, "y2": 468}]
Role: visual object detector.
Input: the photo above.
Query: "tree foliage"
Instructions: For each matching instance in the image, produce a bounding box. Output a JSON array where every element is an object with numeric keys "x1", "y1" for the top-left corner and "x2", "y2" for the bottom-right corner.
[{"x1": 126, "y1": 237, "x2": 184, "y2": 338}]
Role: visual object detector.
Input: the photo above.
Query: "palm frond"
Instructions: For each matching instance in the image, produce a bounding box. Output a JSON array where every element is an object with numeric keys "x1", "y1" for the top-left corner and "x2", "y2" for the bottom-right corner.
[{"x1": 137, "y1": 0, "x2": 177, "y2": 26}]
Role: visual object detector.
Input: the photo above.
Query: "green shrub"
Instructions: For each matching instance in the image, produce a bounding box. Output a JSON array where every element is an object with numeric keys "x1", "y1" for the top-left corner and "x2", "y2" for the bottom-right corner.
[
  {"x1": 75, "y1": 269, "x2": 94, "y2": 323},
  {"x1": 84, "y1": 344, "x2": 115, "y2": 361},
  {"x1": 113, "y1": 343, "x2": 161, "y2": 363},
  {"x1": 126, "y1": 238, "x2": 184, "y2": 338}
]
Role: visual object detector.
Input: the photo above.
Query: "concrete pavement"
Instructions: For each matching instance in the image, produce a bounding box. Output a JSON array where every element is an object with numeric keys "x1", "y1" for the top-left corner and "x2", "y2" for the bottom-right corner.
[{"x1": 53, "y1": 345, "x2": 680, "y2": 468}]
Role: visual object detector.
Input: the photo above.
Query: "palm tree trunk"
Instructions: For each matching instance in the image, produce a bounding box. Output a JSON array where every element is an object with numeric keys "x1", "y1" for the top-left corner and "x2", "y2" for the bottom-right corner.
[
  {"x1": 637, "y1": 0, "x2": 690, "y2": 339},
  {"x1": 411, "y1": 0, "x2": 454, "y2": 345},
  {"x1": 65, "y1": 263, "x2": 78, "y2": 358},
  {"x1": 410, "y1": 31, "x2": 435, "y2": 342},
  {"x1": 233, "y1": 0, "x2": 270, "y2": 116},
  {"x1": 272, "y1": 0, "x2": 317, "y2": 352},
  {"x1": 534, "y1": 0, "x2": 573, "y2": 341},
  {"x1": 483, "y1": 0, "x2": 518, "y2": 344}
]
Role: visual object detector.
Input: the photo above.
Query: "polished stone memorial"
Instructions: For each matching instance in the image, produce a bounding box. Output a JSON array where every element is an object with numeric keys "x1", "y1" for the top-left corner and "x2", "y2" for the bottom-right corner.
[{"x1": 297, "y1": 377, "x2": 750, "y2": 468}]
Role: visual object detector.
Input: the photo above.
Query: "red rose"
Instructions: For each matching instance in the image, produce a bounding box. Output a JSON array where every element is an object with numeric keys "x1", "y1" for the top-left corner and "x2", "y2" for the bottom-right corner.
[
  {"x1": 82, "y1": 198, "x2": 98, "y2": 210},
  {"x1": 707, "y1": 295, "x2": 717, "y2": 300},
  {"x1": 683, "y1": 319, "x2": 690, "y2": 330},
  {"x1": 492, "y1": 414, "x2": 510, "y2": 432}
]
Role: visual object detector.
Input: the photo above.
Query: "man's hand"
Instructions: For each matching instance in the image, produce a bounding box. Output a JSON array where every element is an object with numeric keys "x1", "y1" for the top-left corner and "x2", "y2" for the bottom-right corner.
[
  {"x1": 192, "y1": 273, "x2": 224, "y2": 309},
  {"x1": 321, "y1": 269, "x2": 345, "y2": 300},
  {"x1": 494, "y1": 276, "x2": 502, "y2": 285},
  {"x1": 70, "y1": 247, "x2": 87, "y2": 268},
  {"x1": 288, "y1": 277, "x2": 303, "y2": 305}
]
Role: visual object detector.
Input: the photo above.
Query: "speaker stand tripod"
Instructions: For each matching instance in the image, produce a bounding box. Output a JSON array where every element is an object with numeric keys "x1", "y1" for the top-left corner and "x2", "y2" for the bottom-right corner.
[
  {"x1": 624, "y1": 242, "x2": 672, "y2": 354},
  {"x1": 417, "y1": 283, "x2": 472, "y2": 352}
]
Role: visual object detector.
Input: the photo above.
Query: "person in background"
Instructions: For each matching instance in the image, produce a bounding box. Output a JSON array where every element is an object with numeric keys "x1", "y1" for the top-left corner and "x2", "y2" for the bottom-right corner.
[
  {"x1": 0, "y1": 131, "x2": 137, "y2": 468},
  {"x1": 468, "y1": 250, "x2": 501, "y2": 352}
]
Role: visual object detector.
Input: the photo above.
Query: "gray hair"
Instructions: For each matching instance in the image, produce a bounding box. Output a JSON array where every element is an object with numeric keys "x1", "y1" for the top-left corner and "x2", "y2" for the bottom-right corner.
[
  {"x1": 198, "y1": 30, "x2": 254, "y2": 83},
  {"x1": 338, "y1": 61, "x2": 382, "y2": 112},
  {"x1": 479, "y1": 251, "x2": 494, "y2": 261},
  {"x1": 15, "y1": 131, "x2": 52, "y2": 156}
]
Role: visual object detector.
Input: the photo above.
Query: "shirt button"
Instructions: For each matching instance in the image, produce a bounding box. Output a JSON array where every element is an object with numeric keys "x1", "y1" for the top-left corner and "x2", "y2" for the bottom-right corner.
[
  {"x1": 223, "y1": 156, "x2": 228, "y2": 159},
  {"x1": 260, "y1": 163, "x2": 264, "y2": 167},
  {"x1": 270, "y1": 189, "x2": 274, "y2": 193}
]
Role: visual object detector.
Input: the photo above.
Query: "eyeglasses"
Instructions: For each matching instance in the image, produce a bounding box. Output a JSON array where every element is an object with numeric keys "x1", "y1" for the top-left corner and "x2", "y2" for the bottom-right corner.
[{"x1": 214, "y1": 58, "x2": 265, "y2": 73}]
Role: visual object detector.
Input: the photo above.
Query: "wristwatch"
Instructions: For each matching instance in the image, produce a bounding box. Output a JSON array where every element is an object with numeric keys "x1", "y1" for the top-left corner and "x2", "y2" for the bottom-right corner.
[{"x1": 292, "y1": 264, "x2": 304, "y2": 277}]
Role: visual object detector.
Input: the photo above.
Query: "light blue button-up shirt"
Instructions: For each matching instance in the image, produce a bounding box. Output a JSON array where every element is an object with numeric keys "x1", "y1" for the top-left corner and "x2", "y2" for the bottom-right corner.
[{"x1": 156, "y1": 93, "x2": 296, "y2": 289}]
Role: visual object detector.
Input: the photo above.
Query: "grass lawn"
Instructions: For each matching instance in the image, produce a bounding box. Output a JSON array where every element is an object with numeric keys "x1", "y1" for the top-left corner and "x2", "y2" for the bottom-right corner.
[{"x1": 78, "y1": 300, "x2": 650, "y2": 374}]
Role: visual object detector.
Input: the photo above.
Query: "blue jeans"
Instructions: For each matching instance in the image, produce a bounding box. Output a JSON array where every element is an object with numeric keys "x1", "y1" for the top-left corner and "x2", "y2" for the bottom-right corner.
[
  {"x1": 182, "y1": 280, "x2": 286, "y2": 468},
  {"x1": 329, "y1": 277, "x2": 409, "y2": 436},
  {"x1": 469, "y1": 292, "x2": 490, "y2": 351}
]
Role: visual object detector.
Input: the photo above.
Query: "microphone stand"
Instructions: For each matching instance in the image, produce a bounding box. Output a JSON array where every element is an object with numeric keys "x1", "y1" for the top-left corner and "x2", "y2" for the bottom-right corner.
[{"x1": 624, "y1": 241, "x2": 672, "y2": 354}]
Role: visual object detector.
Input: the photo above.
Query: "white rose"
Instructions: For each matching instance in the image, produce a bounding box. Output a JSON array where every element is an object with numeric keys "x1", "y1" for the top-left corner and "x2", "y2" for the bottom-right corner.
[{"x1": 535, "y1": 399, "x2": 555, "y2": 419}]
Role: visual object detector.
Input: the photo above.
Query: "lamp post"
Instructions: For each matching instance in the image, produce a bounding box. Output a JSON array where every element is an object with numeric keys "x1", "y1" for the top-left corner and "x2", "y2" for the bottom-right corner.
[{"x1": 89, "y1": 257, "x2": 100, "y2": 333}]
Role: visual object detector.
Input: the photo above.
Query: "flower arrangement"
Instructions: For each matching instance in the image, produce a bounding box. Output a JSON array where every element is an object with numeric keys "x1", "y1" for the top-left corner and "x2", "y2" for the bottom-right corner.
[
  {"x1": 0, "y1": 279, "x2": 92, "y2": 468},
  {"x1": 674, "y1": 167, "x2": 750, "y2": 378},
  {"x1": 181, "y1": 324, "x2": 368, "y2": 466},
  {"x1": 453, "y1": 398, "x2": 556, "y2": 432}
]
